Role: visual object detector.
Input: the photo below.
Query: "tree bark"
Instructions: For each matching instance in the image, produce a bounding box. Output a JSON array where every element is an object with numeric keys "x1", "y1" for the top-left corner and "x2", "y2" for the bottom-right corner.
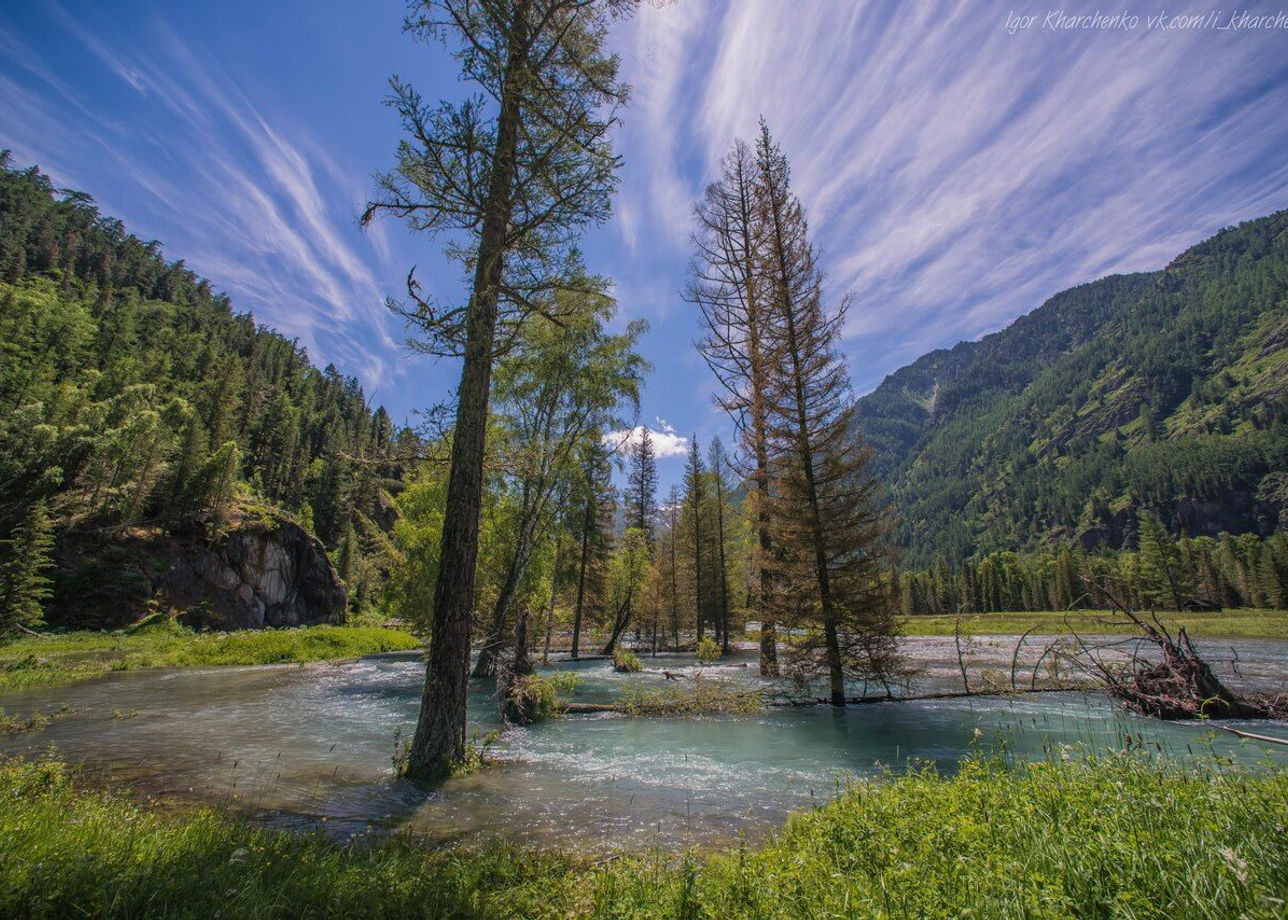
[
  {"x1": 601, "y1": 593, "x2": 631, "y2": 655},
  {"x1": 472, "y1": 512, "x2": 539, "y2": 678}
]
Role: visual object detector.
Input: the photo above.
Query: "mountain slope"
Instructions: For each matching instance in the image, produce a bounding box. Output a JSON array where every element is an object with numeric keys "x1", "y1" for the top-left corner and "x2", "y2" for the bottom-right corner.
[
  {"x1": 0, "y1": 156, "x2": 416, "y2": 624},
  {"x1": 855, "y1": 209, "x2": 1288, "y2": 568}
]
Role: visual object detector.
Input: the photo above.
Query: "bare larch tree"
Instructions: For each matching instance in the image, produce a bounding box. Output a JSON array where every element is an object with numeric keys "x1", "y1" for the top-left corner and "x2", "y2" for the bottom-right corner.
[
  {"x1": 755, "y1": 120, "x2": 896, "y2": 707},
  {"x1": 686, "y1": 138, "x2": 780, "y2": 675}
]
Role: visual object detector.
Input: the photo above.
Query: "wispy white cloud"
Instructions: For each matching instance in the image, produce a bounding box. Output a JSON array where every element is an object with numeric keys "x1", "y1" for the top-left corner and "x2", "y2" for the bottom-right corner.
[
  {"x1": 610, "y1": 0, "x2": 1288, "y2": 393},
  {"x1": 1, "y1": 5, "x2": 403, "y2": 391}
]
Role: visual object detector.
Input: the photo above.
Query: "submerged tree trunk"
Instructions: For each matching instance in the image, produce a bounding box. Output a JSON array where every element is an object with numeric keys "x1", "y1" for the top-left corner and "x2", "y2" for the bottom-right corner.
[{"x1": 512, "y1": 604, "x2": 534, "y2": 678}]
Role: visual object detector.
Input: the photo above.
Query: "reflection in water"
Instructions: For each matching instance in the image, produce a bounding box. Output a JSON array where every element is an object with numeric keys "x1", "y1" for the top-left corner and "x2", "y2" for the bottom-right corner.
[{"x1": 1, "y1": 638, "x2": 1284, "y2": 852}]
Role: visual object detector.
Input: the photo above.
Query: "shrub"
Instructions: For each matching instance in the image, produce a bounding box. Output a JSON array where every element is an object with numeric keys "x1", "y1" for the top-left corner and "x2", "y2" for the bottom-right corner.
[
  {"x1": 503, "y1": 671, "x2": 582, "y2": 724},
  {"x1": 612, "y1": 648, "x2": 642, "y2": 673},
  {"x1": 695, "y1": 636, "x2": 721, "y2": 662}
]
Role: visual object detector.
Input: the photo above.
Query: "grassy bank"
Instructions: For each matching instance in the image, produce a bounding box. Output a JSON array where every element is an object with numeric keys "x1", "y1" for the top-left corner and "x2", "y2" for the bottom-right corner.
[
  {"x1": 3, "y1": 752, "x2": 1286, "y2": 918},
  {"x1": 0, "y1": 622, "x2": 421, "y2": 691},
  {"x1": 900, "y1": 607, "x2": 1288, "y2": 640}
]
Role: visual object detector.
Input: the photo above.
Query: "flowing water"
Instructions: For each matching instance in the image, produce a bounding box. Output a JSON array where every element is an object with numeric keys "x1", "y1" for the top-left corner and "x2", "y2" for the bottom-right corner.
[{"x1": 2, "y1": 637, "x2": 1285, "y2": 852}]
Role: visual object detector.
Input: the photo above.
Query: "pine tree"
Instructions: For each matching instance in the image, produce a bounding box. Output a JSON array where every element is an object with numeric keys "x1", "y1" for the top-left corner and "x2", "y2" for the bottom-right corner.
[
  {"x1": 1136, "y1": 511, "x2": 1188, "y2": 610},
  {"x1": 166, "y1": 411, "x2": 208, "y2": 523},
  {"x1": 0, "y1": 499, "x2": 55, "y2": 634},
  {"x1": 570, "y1": 440, "x2": 614, "y2": 659},
  {"x1": 193, "y1": 441, "x2": 240, "y2": 525},
  {"x1": 1256, "y1": 537, "x2": 1286, "y2": 609}
]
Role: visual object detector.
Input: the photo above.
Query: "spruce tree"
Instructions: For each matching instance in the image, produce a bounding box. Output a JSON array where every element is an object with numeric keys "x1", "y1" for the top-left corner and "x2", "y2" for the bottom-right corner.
[
  {"x1": 1136, "y1": 511, "x2": 1188, "y2": 610},
  {"x1": 627, "y1": 426, "x2": 658, "y2": 549},
  {"x1": 0, "y1": 499, "x2": 55, "y2": 635},
  {"x1": 684, "y1": 435, "x2": 708, "y2": 642}
]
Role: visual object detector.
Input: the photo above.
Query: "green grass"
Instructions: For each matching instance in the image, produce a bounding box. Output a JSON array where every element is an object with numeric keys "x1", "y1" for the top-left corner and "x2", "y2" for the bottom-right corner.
[
  {"x1": 0, "y1": 621, "x2": 422, "y2": 691},
  {"x1": 3, "y1": 751, "x2": 1286, "y2": 918},
  {"x1": 901, "y1": 608, "x2": 1288, "y2": 639}
]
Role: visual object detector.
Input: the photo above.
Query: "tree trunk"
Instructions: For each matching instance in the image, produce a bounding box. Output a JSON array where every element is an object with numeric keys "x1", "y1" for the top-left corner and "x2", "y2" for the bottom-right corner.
[
  {"x1": 512, "y1": 605, "x2": 534, "y2": 678},
  {"x1": 571, "y1": 515, "x2": 589, "y2": 659},
  {"x1": 650, "y1": 591, "x2": 659, "y2": 656},
  {"x1": 669, "y1": 522, "x2": 680, "y2": 650},
  {"x1": 601, "y1": 593, "x2": 631, "y2": 655},
  {"x1": 472, "y1": 521, "x2": 537, "y2": 678},
  {"x1": 740, "y1": 173, "x2": 778, "y2": 677},
  {"x1": 542, "y1": 544, "x2": 559, "y2": 666},
  {"x1": 749, "y1": 362, "x2": 777, "y2": 675},
  {"x1": 693, "y1": 508, "x2": 705, "y2": 644},
  {"x1": 404, "y1": 8, "x2": 526, "y2": 780}
]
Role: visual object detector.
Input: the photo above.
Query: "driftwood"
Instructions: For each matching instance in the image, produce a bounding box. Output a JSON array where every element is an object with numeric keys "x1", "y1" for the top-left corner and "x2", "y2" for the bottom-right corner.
[
  {"x1": 641, "y1": 668, "x2": 685, "y2": 681},
  {"x1": 1073, "y1": 588, "x2": 1287, "y2": 722},
  {"x1": 1210, "y1": 725, "x2": 1288, "y2": 747},
  {"x1": 563, "y1": 701, "x2": 626, "y2": 714}
]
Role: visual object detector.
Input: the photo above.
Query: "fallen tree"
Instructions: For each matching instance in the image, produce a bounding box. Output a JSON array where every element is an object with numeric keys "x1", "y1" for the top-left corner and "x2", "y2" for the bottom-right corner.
[{"x1": 1071, "y1": 591, "x2": 1287, "y2": 721}]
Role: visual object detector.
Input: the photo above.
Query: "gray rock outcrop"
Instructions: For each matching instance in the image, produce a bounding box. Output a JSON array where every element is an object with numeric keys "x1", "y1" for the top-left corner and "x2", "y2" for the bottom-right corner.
[{"x1": 168, "y1": 519, "x2": 347, "y2": 629}]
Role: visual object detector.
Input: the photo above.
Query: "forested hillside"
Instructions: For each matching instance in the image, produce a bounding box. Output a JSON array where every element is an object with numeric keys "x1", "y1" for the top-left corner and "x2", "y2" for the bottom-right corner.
[
  {"x1": 856, "y1": 210, "x2": 1288, "y2": 568},
  {"x1": 0, "y1": 155, "x2": 418, "y2": 626}
]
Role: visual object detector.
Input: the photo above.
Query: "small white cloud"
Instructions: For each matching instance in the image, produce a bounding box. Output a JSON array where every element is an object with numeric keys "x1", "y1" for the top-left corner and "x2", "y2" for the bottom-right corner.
[{"x1": 603, "y1": 424, "x2": 688, "y2": 459}]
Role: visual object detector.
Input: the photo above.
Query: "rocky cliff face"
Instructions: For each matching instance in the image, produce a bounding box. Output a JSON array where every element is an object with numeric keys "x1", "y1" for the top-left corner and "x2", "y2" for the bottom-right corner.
[
  {"x1": 167, "y1": 519, "x2": 348, "y2": 629},
  {"x1": 49, "y1": 515, "x2": 348, "y2": 631}
]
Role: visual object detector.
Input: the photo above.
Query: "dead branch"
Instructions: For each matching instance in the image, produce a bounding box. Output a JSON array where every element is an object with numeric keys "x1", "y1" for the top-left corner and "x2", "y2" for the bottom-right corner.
[
  {"x1": 1010, "y1": 625, "x2": 1038, "y2": 691},
  {"x1": 954, "y1": 614, "x2": 970, "y2": 694}
]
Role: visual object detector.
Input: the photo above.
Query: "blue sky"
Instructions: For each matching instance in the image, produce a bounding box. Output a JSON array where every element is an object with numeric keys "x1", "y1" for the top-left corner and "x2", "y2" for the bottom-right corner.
[{"x1": 3, "y1": 1, "x2": 1288, "y2": 490}]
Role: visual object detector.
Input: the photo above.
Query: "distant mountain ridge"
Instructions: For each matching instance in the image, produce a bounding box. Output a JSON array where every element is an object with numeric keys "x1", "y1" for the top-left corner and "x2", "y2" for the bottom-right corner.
[{"x1": 854, "y1": 209, "x2": 1288, "y2": 568}]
